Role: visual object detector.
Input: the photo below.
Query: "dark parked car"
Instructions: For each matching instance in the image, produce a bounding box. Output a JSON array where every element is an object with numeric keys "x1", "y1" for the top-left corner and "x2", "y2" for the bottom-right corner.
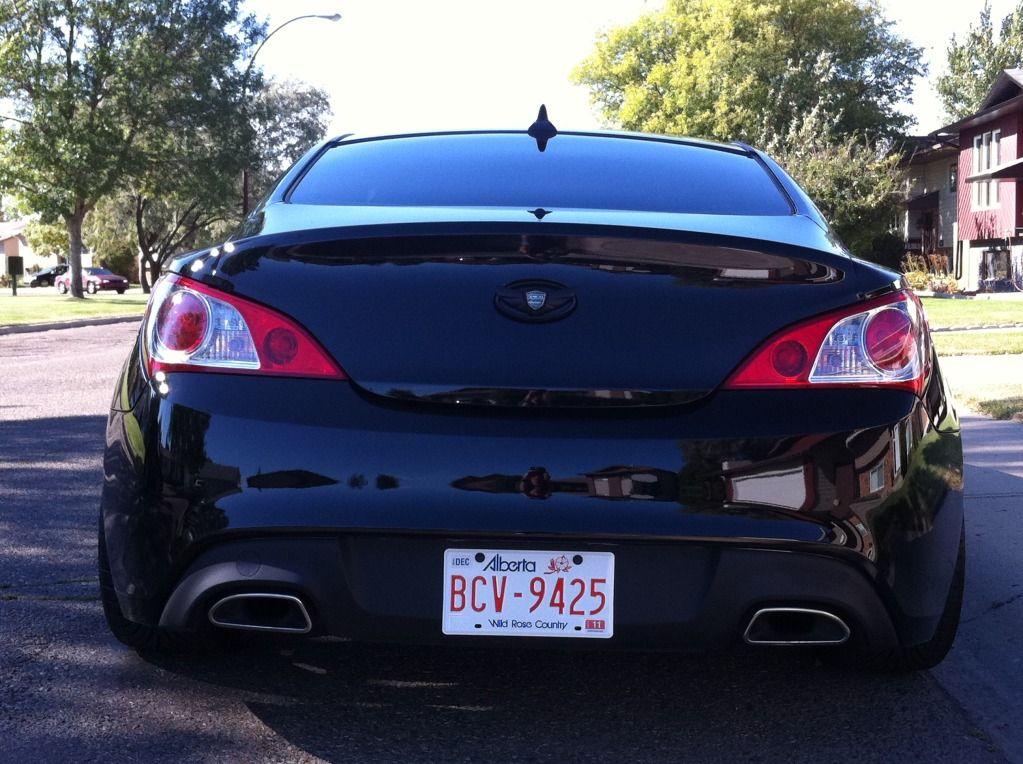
[
  {"x1": 29, "y1": 263, "x2": 67, "y2": 287},
  {"x1": 99, "y1": 116, "x2": 964, "y2": 671},
  {"x1": 56, "y1": 266, "x2": 128, "y2": 294}
]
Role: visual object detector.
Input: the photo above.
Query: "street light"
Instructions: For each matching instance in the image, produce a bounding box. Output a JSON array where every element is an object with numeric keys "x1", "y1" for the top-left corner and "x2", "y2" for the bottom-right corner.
[{"x1": 241, "y1": 11, "x2": 342, "y2": 215}]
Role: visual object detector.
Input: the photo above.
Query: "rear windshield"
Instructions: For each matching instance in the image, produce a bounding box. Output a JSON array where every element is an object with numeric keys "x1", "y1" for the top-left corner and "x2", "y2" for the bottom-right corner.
[{"x1": 288, "y1": 133, "x2": 792, "y2": 216}]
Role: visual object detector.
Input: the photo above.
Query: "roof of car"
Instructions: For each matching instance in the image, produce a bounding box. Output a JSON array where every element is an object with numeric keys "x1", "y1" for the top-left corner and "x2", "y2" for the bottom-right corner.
[{"x1": 327, "y1": 128, "x2": 751, "y2": 156}]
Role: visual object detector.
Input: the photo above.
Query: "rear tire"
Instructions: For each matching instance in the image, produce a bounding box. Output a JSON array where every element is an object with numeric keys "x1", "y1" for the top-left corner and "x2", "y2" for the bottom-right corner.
[
  {"x1": 98, "y1": 518, "x2": 200, "y2": 653},
  {"x1": 116, "y1": 288, "x2": 126, "y2": 294},
  {"x1": 86, "y1": 281, "x2": 98, "y2": 294},
  {"x1": 56, "y1": 281, "x2": 68, "y2": 294},
  {"x1": 826, "y1": 525, "x2": 965, "y2": 672}
]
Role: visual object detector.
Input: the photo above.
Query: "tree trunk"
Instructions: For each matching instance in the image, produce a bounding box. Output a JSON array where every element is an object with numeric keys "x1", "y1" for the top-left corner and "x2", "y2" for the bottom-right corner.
[
  {"x1": 242, "y1": 168, "x2": 250, "y2": 217},
  {"x1": 138, "y1": 246, "x2": 151, "y2": 294},
  {"x1": 135, "y1": 195, "x2": 157, "y2": 294},
  {"x1": 66, "y1": 210, "x2": 86, "y2": 299}
]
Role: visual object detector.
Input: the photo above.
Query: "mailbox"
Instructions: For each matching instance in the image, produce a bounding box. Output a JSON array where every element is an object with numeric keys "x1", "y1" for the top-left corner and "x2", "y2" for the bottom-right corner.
[{"x1": 6, "y1": 256, "x2": 23, "y2": 277}]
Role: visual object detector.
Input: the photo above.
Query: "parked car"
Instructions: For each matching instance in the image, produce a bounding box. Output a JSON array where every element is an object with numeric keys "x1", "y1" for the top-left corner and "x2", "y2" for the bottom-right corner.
[
  {"x1": 55, "y1": 266, "x2": 128, "y2": 294},
  {"x1": 29, "y1": 264, "x2": 67, "y2": 287},
  {"x1": 99, "y1": 118, "x2": 964, "y2": 671}
]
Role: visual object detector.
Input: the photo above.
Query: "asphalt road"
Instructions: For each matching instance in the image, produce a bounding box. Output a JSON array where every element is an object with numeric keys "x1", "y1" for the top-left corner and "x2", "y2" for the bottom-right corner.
[{"x1": 1, "y1": 322, "x2": 1021, "y2": 763}]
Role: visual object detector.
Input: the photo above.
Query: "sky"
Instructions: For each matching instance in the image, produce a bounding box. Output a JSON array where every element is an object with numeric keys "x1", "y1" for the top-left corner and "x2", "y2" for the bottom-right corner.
[{"x1": 243, "y1": 0, "x2": 1019, "y2": 139}]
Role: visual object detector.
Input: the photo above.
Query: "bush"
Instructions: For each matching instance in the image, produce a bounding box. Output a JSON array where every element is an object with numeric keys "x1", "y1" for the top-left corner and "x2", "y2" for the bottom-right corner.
[
  {"x1": 904, "y1": 270, "x2": 930, "y2": 290},
  {"x1": 929, "y1": 275, "x2": 960, "y2": 294},
  {"x1": 901, "y1": 253, "x2": 928, "y2": 273},
  {"x1": 862, "y1": 232, "x2": 906, "y2": 271},
  {"x1": 98, "y1": 249, "x2": 138, "y2": 282}
]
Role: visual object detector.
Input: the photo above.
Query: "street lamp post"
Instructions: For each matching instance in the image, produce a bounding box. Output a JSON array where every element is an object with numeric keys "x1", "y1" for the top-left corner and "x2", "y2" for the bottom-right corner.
[{"x1": 241, "y1": 12, "x2": 341, "y2": 216}]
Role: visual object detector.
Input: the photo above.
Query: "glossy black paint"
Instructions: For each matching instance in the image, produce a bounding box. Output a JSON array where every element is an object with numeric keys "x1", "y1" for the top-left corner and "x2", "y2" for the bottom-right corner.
[
  {"x1": 99, "y1": 130, "x2": 964, "y2": 651},
  {"x1": 190, "y1": 227, "x2": 885, "y2": 408}
]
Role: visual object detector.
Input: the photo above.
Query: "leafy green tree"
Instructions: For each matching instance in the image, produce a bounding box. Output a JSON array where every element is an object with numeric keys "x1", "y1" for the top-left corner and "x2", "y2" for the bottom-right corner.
[
  {"x1": 762, "y1": 106, "x2": 905, "y2": 261},
  {"x1": 88, "y1": 78, "x2": 331, "y2": 292},
  {"x1": 936, "y1": 2, "x2": 1023, "y2": 120},
  {"x1": 23, "y1": 220, "x2": 69, "y2": 259},
  {"x1": 572, "y1": 0, "x2": 923, "y2": 142},
  {"x1": 0, "y1": 1, "x2": 262, "y2": 297},
  {"x1": 247, "y1": 79, "x2": 332, "y2": 203},
  {"x1": 84, "y1": 196, "x2": 139, "y2": 280}
]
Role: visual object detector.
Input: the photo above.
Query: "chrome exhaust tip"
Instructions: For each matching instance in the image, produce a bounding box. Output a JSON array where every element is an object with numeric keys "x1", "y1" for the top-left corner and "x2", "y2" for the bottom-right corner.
[
  {"x1": 743, "y1": 607, "x2": 850, "y2": 646},
  {"x1": 208, "y1": 593, "x2": 312, "y2": 634}
]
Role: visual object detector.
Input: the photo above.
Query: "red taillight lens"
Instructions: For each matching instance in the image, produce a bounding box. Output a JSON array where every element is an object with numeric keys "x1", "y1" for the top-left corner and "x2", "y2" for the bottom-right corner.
[
  {"x1": 264, "y1": 327, "x2": 299, "y2": 366},
  {"x1": 864, "y1": 308, "x2": 915, "y2": 372},
  {"x1": 724, "y1": 291, "x2": 927, "y2": 395},
  {"x1": 770, "y1": 340, "x2": 808, "y2": 378},
  {"x1": 145, "y1": 274, "x2": 346, "y2": 379},
  {"x1": 155, "y1": 291, "x2": 209, "y2": 353}
]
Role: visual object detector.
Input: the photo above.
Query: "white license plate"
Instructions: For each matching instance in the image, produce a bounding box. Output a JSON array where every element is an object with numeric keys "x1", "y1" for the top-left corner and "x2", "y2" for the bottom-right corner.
[{"x1": 442, "y1": 549, "x2": 614, "y2": 638}]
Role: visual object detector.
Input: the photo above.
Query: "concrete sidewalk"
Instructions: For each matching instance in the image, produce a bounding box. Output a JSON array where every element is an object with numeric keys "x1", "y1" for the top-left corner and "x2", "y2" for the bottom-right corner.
[{"x1": 933, "y1": 414, "x2": 1023, "y2": 762}]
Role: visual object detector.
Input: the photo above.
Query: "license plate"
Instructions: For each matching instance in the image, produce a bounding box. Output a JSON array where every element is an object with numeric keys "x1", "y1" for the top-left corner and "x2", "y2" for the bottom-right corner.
[{"x1": 442, "y1": 549, "x2": 614, "y2": 638}]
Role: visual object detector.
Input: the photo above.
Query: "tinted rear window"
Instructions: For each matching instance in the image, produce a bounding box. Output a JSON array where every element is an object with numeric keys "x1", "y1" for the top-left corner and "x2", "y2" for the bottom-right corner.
[{"x1": 289, "y1": 133, "x2": 792, "y2": 216}]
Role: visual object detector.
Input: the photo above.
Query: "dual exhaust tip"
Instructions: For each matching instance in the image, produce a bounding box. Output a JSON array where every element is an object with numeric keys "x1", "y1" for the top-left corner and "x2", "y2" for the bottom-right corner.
[
  {"x1": 743, "y1": 607, "x2": 850, "y2": 646},
  {"x1": 208, "y1": 592, "x2": 312, "y2": 634},
  {"x1": 206, "y1": 597, "x2": 849, "y2": 646}
]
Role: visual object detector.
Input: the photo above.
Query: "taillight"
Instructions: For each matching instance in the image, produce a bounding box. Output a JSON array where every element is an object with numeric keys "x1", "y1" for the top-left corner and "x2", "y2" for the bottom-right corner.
[
  {"x1": 145, "y1": 273, "x2": 346, "y2": 379},
  {"x1": 724, "y1": 291, "x2": 928, "y2": 395}
]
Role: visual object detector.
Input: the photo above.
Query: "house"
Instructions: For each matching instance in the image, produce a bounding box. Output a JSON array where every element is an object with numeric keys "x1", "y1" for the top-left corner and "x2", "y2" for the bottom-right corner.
[
  {"x1": 900, "y1": 136, "x2": 958, "y2": 263},
  {"x1": 932, "y1": 68, "x2": 1023, "y2": 292},
  {"x1": 0, "y1": 219, "x2": 47, "y2": 278},
  {"x1": 0, "y1": 218, "x2": 91, "y2": 279}
]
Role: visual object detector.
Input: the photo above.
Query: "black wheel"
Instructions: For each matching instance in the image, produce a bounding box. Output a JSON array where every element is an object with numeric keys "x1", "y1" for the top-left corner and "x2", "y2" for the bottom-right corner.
[
  {"x1": 86, "y1": 281, "x2": 98, "y2": 294},
  {"x1": 826, "y1": 525, "x2": 964, "y2": 672},
  {"x1": 56, "y1": 280, "x2": 67, "y2": 294},
  {"x1": 98, "y1": 518, "x2": 199, "y2": 652},
  {"x1": 116, "y1": 288, "x2": 126, "y2": 295}
]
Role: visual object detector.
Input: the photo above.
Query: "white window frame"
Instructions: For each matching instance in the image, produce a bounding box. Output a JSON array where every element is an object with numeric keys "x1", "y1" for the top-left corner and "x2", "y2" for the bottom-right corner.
[{"x1": 972, "y1": 130, "x2": 1001, "y2": 210}]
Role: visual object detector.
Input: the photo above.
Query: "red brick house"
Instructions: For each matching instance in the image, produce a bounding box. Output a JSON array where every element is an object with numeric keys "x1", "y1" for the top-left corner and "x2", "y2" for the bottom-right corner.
[{"x1": 933, "y1": 68, "x2": 1023, "y2": 291}]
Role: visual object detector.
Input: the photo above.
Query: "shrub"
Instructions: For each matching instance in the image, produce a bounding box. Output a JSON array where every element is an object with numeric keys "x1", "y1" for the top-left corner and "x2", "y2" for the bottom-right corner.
[
  {"x1": 929, "y1": 275, "x2": 960, "y2": 294},
  {"x1": 904, "y1": 270, "x2": 931, "y2": 290}
]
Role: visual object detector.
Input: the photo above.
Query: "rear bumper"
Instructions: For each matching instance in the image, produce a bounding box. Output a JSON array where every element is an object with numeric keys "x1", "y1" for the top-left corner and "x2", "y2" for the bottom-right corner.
[
  {"x1": 154, "y1": 534, "x2": 900, "y2": 651},
  {"x1": 100, "y1": 350, "x2": 964, "y2": 650}
]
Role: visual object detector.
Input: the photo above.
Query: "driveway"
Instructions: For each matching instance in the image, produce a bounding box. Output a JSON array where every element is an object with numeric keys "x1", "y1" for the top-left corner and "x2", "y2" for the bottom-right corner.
[{"x1": 0, "y1": 322, "x2": 1019, "y2": 762}]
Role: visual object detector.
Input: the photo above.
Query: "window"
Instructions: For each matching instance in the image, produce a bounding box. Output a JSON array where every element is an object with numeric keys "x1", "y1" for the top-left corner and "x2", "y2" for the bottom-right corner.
[
  {"x1": 289, "y1": 133, "x2": 794, "y2": 216},
  {"x1": 949, "y1": 163, "x2": 957, "y2": 193},
  {"x1": 868, "y1": 463, "x2": 885, "y2": 494},
  {"x1": 972, "y1": 130, "x2": 1001, "y2": 208}
]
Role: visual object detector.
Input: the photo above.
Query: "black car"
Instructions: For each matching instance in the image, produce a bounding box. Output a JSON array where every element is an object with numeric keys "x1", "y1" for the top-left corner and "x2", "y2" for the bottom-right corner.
[
  {"x1": 29, "y1": 263, "x2": 67, "y2": 287},
  {"x1": 99, "y1": 116, "x2": 964, "y2": 671}
]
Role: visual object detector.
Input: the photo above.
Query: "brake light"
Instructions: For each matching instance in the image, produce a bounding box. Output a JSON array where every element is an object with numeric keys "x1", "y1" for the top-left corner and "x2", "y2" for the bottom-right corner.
[
  {"x1": 145, "y1": 273, "x2": 346, "y2": 379},
  {"x1": 724, "y1": 291, "x2": 928, "y2": 395}
]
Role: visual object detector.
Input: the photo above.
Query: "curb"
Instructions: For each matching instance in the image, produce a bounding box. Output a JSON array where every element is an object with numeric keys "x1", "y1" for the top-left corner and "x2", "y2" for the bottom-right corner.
[
  {"x1": 0, "y1": 314, "x2": 142, "y2": 336},
  {"x1": 931, "y1": 323, "x2": 1023, "y2": 333}
]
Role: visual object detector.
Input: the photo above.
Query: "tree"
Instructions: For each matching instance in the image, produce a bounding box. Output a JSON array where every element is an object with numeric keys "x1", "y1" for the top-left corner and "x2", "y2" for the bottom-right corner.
[
  {"x1": 85, "y1": 196, "x2": 139, "y2": 280},
  {"x1": 572, "y1": 0, "x2": 923, "y2": 143},
  {"x1": 23, "y1": 220, "x2": 69, "y2": 259},
  {"x1": 90, "y1": 77, "x2": 331, "y2": 292},
  {"x1": 762, "y1": 105, "x2": 905, "y2": 261},
  {"x1": 0, "y1": 1, "x2": 262, "y2": 297},
  {"x1": 247, "y1": 80, "x2": 332, "y2": 204},
  {"x1": 936, "y1": 2, "x2": 1023, "y2": 120}
]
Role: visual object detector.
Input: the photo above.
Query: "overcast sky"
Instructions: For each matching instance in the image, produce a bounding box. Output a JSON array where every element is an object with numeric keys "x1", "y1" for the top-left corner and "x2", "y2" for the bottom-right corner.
[{"x1": 243, "y1": 0, "x2": 1020, "y2": 139}]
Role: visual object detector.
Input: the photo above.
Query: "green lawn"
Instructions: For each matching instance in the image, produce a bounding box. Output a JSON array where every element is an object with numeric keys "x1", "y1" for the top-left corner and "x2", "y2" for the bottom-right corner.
[
  {"x1": 932, "y1": 329, "x2": 1023, "y2": 356},
  {"x1": 970, "y1": 396, "x2": 1023, "y2": 420},
  {"x1": 919, "y1": 297, "x2": 1023, "y2": 329},
  {"x1": 0, "y1": 290, "x2": 148, "y2": 326}
]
